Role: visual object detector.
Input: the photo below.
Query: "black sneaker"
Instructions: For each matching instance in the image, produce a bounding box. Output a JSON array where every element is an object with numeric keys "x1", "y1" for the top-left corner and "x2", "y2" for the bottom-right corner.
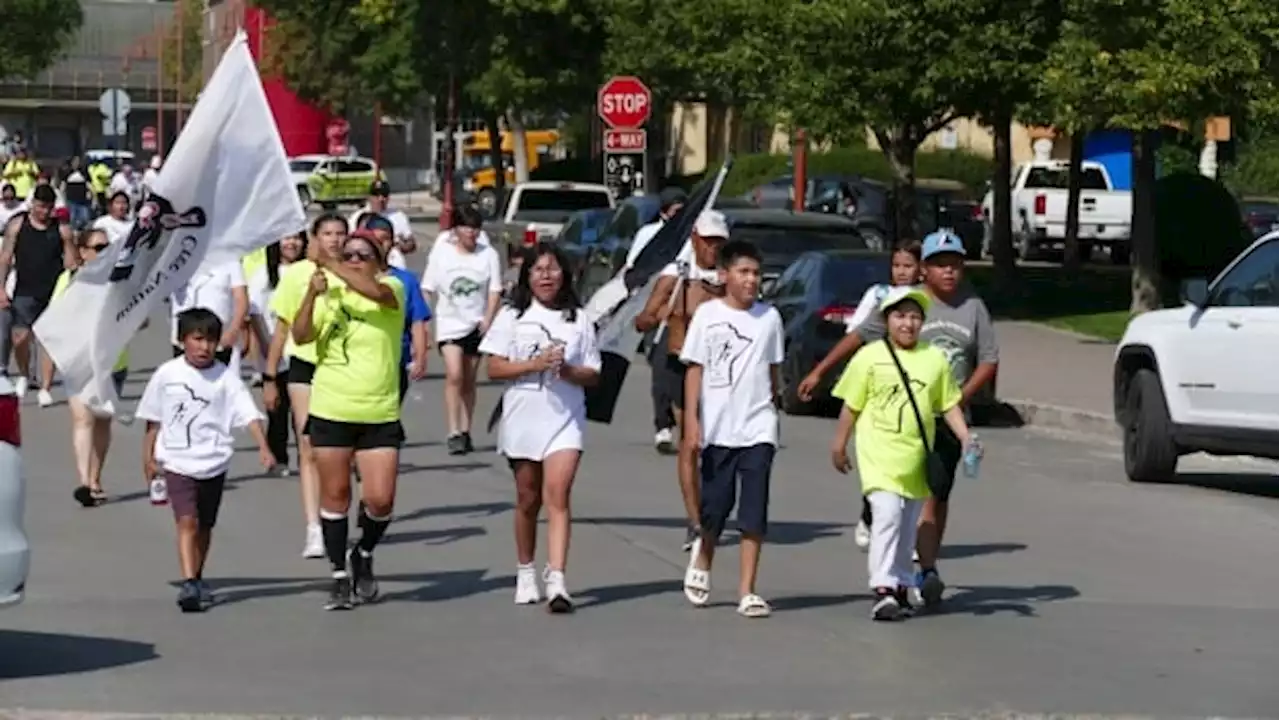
[
  {"x1": 324, "y1": 574, "x2": 354, "y2": 611},
  {"x1": 446, "y1": 433, "x2": 466, "y2": 456},
  {"x1": 682, "y1": 526, "x2": 699, "y2": 552},
  {"x1": 177, "y1": 579, "x2": 204, "y2": 613},
  {"x1": 894, "y1": 586, "x2": 916, "y2": 617},
  {"x1": 348, "y1": 547, "x2": 379, "y2": 603},
  {"x1": 871, "y1": 591, "x2": 904, "y2": 621},
  {"x1": 461, "y1": 431, "x2": 475, "y2": 454}
]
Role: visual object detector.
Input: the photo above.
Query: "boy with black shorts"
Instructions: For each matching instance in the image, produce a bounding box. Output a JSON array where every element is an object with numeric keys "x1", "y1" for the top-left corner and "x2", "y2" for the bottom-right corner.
[
  {"x1": 679, "y1": 240, "x2": 784, "y2": 618},
  {"x1": 137, "y1": 308, "x2": 275, "y2": 612}
]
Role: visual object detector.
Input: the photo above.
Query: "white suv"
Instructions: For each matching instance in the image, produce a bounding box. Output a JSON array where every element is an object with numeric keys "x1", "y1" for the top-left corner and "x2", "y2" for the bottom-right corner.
[
  {"x1": 0, "y1": 375, "x2": 26, "y2": 608},
  {"x1": 1113, "y1": 232, "x2": 1279, "y2": 482}
]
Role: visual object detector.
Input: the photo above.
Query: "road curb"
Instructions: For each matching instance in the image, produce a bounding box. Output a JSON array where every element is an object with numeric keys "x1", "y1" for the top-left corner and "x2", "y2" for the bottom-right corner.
[{"x1": 1001, "y1": 398, "x2": 1116, "y2": 437}]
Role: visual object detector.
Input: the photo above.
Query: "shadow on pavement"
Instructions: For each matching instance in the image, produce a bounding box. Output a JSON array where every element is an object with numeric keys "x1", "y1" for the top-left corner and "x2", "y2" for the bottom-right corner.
[
  {"x1": 395, "y1": 501, "x2": 512, "y2": 524},
  {"x1": 939, "y1": 542, "x2": 1028, "y2": 560},
  {"x1": 377, "y1": 569, "x2": 514, "y2": 603},
  {"x1": 1172, "y1": 471, "x2": 1278, "y2": 499},
  {"x1": 0, "y1": 630, "x2": 158, "y2": 679},
  {"x1": 398, "y1": 460, "x2": 491, "y2": 476},
  {"x1": 576, "y1": 579, "x2": 682, "y2": 609},
  {"x1": 771, "y1": 592, "x2": 871, "y2": 612},
  {"x1": 930, "y1": 583, "x2": 1080, "y2": 618},
  {"x1": 382, "y1": 525, "x2": 486, "y2": 546},
  {"x1": 579, "y1": 516, "x2": 847, "y2": 546}
]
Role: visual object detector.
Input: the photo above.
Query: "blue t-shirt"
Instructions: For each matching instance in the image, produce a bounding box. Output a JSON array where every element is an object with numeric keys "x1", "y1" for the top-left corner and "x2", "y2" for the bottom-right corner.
[{"x1": 387, "y1": 266, "x2": 431, "y2": 363}]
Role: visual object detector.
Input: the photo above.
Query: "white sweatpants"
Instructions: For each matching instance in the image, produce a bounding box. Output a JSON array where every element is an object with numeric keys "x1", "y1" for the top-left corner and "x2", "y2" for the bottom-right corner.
[{"x1": 866, "y1": 490, "x2": 923, "y2": 590}]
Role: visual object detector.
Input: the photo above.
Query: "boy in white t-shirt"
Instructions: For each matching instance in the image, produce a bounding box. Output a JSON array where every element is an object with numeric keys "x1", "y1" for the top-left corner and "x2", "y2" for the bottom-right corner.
[
  {"x1": 136, "y1": 308, "x2": 275, "y2": 613},
  {"x1": 679, "y1": 240, "x2": 784, "y2": 618}
]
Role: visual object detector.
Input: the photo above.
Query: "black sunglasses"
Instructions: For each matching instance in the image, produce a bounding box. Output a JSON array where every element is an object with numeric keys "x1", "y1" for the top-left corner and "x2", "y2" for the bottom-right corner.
[
  {"x1": 342, "y1": 250, "x2": 375, "y2": 262},
  {"x1": 86, "y1": 244, "x2": 110, "y2": 252}
]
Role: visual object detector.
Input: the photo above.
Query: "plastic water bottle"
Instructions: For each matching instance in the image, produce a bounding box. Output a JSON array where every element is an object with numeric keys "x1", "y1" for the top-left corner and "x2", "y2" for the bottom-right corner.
[
  {"x1": 962, "y1": 436, "x2": 983, "y2": 479},
  {"x1": 149, "y1": 476, "x2": 169, "y2": 506}
]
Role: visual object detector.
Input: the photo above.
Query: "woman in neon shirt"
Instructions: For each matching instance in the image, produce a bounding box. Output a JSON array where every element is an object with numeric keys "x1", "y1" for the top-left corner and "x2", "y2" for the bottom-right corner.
[{"x1": 292, "y1": 232, "x2": 404, "y2": 611}]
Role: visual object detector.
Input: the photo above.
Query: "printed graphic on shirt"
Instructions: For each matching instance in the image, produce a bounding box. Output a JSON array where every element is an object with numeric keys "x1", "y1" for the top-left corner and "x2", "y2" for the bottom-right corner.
[
  {"x1": 702, "y1": 321, "x2": 751, "y2": 389},
  {"x1": 511, "y1": 320, "x2": 562, "y2": 390},
  {"x1": 160, "y1": 383, "x2": 211, "y2": 449},
  {"x1": 319, "y1": 304, "x2": 358, "y2": 366},
  {"x1": 448, "y1": 275, "x2": 484, "y2": 300},
  {"x1": 866, "y1": 363, "x2": 928, "y2": 434},
  {"x1": 923, "y1": 320, "x2": 973, "y2": 379}
]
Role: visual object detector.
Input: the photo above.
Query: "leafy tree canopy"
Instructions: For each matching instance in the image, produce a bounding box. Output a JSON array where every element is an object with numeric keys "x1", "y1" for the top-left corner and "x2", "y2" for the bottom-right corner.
[{"x1": 0, "y1": 0, "x2": 83, "y2": 81}]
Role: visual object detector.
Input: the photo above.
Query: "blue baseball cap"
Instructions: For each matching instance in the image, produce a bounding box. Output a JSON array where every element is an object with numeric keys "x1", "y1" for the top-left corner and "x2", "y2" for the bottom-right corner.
[
  {"x1": 921, "y1": 229, "x2": 966, "y2": 260},
  {"x1": 361, "y1": 214, "x2": 394, "y2": 234}
]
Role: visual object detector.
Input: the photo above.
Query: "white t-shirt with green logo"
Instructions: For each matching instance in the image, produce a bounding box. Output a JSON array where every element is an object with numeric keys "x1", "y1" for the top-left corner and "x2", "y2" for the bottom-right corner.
[{"x1": 421, "y1": 241, "x2": 503, "y2": 342}]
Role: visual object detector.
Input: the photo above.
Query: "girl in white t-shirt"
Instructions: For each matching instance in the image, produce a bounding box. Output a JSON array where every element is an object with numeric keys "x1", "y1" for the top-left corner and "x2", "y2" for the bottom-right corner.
[
  {"x1": 248, "y1": 232, "x2": 307, "y2": 473},
  {"x1": 480, "y1": 242, "x2": 602, "y2": 613},
  {"x1": 421, "y1": 206, "x2": 503, "y2": 456},
  {"x1": 839, "y1": 238, "x2": 922, "y2": 552},
  {"x1": 91, "y1": 191, "x2": 133, "y2": 247}
]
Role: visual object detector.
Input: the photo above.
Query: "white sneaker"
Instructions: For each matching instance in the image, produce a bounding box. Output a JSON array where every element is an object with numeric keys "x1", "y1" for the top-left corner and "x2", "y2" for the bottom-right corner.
[
  {"x1": 14, "y1": 377, "x2": 27, "y2": 399},
  {"x1": 37, "y1": 389, "x2": 53, "y2": 408},
  {"x1": 653, "y1": 427, "x2": 675, "y2": 454},
  {"x1": 854, "y1": 520, "x2": 871, "y2": 551},
  {"x1": 302, "y1": 524, "x2": 325, "y2": 559},
  {"x1": 514, "y1": 565, "x2": 541, "y2": 605},
  {"x1": 544, "y1": 567, "x2": 574, "y2": 613}
]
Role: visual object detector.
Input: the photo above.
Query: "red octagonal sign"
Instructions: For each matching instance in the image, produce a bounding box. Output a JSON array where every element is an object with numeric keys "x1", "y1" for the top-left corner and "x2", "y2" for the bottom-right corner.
[{"x1": 597, "y1": 76, "x2": 652, "y2": 129}]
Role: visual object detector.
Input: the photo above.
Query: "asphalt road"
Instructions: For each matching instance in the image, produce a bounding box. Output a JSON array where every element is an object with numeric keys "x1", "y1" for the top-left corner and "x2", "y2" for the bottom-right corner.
[{"x1": 0, "y1": 224, "x2": 1276, "y2": 718}]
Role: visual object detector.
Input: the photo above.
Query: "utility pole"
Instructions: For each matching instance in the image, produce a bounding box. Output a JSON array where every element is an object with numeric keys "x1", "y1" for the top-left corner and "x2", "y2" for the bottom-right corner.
[{"x1": 440, "y1": 71, "x2": 457, "y2": 230}]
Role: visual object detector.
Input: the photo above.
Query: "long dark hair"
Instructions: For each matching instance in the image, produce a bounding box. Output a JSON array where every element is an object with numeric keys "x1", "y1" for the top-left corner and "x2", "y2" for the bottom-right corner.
[
  {"x1": 266, "y1": 232, "x2": 308, "y2": 289},
  {"x1": 508, "y1": 242, "x2": 581, "y2": 322}
]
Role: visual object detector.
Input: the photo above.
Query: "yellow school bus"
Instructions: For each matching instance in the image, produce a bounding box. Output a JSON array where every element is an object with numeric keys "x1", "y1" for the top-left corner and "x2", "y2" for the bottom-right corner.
[{"x1": 461, "y1": 129, "x2": 560, "y2": 217}]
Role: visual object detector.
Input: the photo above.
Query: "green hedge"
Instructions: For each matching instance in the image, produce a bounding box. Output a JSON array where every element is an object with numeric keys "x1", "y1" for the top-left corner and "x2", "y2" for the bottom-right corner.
[{"x1": 532, "y1": 147, "x2": 993, "y2": 198}]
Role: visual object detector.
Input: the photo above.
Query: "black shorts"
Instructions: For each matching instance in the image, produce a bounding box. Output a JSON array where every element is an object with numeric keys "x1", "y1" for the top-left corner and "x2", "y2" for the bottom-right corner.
[
  {"x1": 10, "y1": 294, "x2": 50, "y2": 329},
  {"x1": 930, "y1": 421, "x2": 964, "y2": 503},
  {"x1": 286, "y1": 357, "x2": 316, "y2": 385},
  {"x1": 172, "y1": 346, "x2": 233, "y2": 365},
  {"x1": 306, "y1": 416, "x2": 404, "y2": 450},
  {"x1": 663, "y1": 354, "x2": 689, "y2": 409},
  {"x1": 439, "y1": 329, "x2": 482, "y2": 357},
  {"x1": 700, "y1": 443, "x2": 775, "y2": 537},
  {"x1": 164, "y1": 471, "x2": 226, "y2": 527},
  {"x1": 398, "y1": 367, "x2": 409, "y2": 405}
]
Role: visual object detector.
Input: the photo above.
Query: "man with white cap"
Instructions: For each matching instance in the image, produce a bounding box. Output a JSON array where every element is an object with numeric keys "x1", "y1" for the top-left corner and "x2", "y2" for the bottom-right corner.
[{"x1": 635, "y1": 209, "x2": 730, "y2": 551}]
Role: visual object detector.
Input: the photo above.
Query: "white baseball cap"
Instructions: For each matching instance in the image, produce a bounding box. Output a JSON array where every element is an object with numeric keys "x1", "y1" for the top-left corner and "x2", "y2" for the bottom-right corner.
[{"x1": 693, "y1": 209, "x2": 729, "y2": 239}]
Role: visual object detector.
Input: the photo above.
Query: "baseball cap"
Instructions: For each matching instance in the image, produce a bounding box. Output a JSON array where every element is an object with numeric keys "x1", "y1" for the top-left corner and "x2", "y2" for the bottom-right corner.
[
  {"x1": 879, "y1": 285, "x2": 932, "y2": 314},
  {"x1": 920, "y1": 229, "x2": 966, "y2": 260},
  {"x1": 658, "y1": 187, "x2": 687, "y2": 210},
  {"x1": 369, "y1": 180, "x2": 391, "y2": 196},
  {"x1": 693, "y1": 209, "x2": 730, "y2": 239},
  {"x1": 360, "y1": 214, "x2": 394, "y2": 234}
]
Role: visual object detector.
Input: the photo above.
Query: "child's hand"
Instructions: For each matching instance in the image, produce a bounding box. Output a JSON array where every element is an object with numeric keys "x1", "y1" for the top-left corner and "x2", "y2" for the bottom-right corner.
[
  {"x1": 258, "y1": 445, "x2": 277, "y2": 470},
  {"x1": 144, "y1": 457, "x2": 159, "y2": 482},
  {"x1": 830, "y1": 442, "x2": 851, "y2": 474}
]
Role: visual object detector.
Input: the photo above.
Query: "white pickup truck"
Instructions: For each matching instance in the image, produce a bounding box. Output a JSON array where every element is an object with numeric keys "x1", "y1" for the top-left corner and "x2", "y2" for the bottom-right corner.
[
  {"x1": 983, "y1": 160, "x2": 1133, "y2": 263},
  {"x1": 494, "y1": 181, "x2": 615, "y2": 258}
]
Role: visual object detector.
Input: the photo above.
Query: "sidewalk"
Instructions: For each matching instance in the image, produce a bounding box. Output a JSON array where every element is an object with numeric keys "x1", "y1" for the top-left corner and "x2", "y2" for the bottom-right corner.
[
  {"x1": 389, "y1": 190, "x2": 442, "y2": 220},
  {"x1": 993, "y1": 320, "x2": 1117, "y2": 435}
]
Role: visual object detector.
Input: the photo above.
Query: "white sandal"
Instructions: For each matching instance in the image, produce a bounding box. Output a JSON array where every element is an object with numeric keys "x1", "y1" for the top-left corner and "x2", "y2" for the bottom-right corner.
[
  {"x1": 683, "y1": 537, "x2": 711, "y2": 606},
  {"x1": 737, "y1": 593, "x2": 772, "y2": 618}
]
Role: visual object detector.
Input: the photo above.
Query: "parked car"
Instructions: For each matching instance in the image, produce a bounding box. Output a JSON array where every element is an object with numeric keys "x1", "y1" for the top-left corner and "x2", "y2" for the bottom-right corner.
[
  {"x1": 0, "y1": 375, "x2": 26, "y2": 609},
  {"x1": 1240, "y1": 197, "x2": 1279, "y2": 239},
  {"x1": 722, "y1": 209, "x2": 872, "y2": 294},
  {"x1": 289, "y1": 154, "x2": 385, "y2": 209},
  {"x1": 566, "y1": 195, "x2": 662, "y2": 295},
  {"x1": 555, "y1": 208, "x2": 616, "y2": 282},
  {"x1": 764, "y1": 250, "x2": 891, "y2": 415},
  {"x1": 1113, "y1": 231, "x2": 1278, "y2": 482},
  {"x1": 494, "y1": 181, "x2": 616, "y2": 261}
]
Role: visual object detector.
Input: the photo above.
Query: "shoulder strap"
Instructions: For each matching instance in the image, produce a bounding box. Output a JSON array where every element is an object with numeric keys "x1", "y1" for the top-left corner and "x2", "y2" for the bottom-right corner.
[{"x1": 883, "y1": 340, "x2": 932, "y2": 452}]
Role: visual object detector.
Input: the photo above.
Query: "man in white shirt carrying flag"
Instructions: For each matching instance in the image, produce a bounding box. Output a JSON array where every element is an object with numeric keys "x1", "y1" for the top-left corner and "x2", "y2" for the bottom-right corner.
[{"x1": 35, "y1": 31, "x2": 305, "y2": 415}]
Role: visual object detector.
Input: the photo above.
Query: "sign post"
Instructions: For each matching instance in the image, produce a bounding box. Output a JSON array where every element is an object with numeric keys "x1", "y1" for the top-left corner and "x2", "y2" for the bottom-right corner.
[
  {"x1": 99, "y1": 88, "x2": 132, "y2": 163},
  {"x1": 597, "y1": 76, "x2": 652, "y2": 199}
]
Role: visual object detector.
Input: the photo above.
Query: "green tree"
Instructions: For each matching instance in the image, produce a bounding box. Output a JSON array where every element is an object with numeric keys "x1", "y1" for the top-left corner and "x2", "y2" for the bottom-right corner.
[
  {"x1": 1036, "y1": 0, "x2": 1277, "y2": 313},
  {"x1": 0, "y1": 0, "x2": 82, "y2": 81},
  {"x1": 161, "y1": 0, "x2": 204, "y2": 106}
]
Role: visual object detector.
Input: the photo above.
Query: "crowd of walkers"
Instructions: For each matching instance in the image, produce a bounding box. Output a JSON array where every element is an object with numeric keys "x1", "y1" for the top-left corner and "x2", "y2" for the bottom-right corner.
[{"x1": 4, "y1": 168, "x2": 999, "y2": 621}]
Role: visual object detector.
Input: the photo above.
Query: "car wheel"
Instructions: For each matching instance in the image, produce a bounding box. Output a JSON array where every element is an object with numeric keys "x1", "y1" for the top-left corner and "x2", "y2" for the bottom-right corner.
[
  {"x1": 477, "y1": 188, "x2": 499, "y2": 219},
  {"x1": 779, "y1": 351, "x2": 815, "y2": 416},
  {"x1": 1122, "y1": 368, "x2": 1179, "y2": 482},
  {"x1": 1110, "y1": 241, "x2": 1131, "y2": 265},
  {"x1": 296, "y1": 186, "x2": 312, "y2": 208}
]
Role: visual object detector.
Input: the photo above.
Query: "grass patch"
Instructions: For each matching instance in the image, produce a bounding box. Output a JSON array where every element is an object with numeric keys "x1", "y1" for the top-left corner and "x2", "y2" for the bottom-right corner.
[{"x1": 966, "y1": 264, "x2": 1133, "y2": 341}]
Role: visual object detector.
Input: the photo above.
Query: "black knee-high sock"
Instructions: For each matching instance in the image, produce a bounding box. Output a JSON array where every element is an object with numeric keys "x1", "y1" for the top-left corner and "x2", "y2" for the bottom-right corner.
[
  {"x1": 319, "y1": 513, "x2": 348, "y2": 574},
  {"x1": 861, "y1": 497, "x2": 873, "y2": 526},
  {"x1": 358, "y1": 509, "x2": 391, "y2": 553}
]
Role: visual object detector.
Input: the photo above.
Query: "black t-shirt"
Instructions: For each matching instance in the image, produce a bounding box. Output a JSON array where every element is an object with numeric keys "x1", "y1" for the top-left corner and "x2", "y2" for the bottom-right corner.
[{"x1": 62, "y1": 168, "x2": 90, "y2": 205}]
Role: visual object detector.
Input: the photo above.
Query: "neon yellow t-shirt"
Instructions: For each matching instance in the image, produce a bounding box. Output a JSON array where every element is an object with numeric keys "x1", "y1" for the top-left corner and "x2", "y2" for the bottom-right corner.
[
  {"x1": 307, "y1": 274, "x2": 406, "y2": 424},
  {"x1": 831, "y1": 340, "x2": 961, "y2": 499},
  {"x1": 53, "y1": 270, "x2": 128, "y2": 372},
  {"x1": 242, "y1": 246, "x2": 268, "y2": 280},
  {"x1": 269, "y1": 259, "x2": 342, "y2": 364}
]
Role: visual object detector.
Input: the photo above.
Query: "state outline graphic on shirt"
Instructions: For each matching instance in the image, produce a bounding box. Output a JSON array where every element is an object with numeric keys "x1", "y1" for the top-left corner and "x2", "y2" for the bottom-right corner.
[
  {"x1": 161, "y1": 382, "x2": 212, "y2": 450},
  {"x1": 513, "y1": 319, "x2": 562, "y2": 390},
  {"x1": 702, "y1": 321, "x2": 752, "y2": 389},
  {"x1": 867, "y1": 362, "x2": 929, "y2": 435}
]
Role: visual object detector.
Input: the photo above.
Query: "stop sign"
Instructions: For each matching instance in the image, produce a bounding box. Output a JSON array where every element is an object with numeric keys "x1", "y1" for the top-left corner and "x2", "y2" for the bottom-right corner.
[{"x1": 597, "y1": 76, "x2": 652, "y2": 129}]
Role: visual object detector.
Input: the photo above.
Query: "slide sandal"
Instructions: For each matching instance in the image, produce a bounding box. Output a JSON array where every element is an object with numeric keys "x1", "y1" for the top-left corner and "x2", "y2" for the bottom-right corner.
[
  {"x1": 682, "y1": 536, "x2": 710, "y2": 606},
  {"x1": 737, "y1": 594, "x2": 772, "y2": 618}
]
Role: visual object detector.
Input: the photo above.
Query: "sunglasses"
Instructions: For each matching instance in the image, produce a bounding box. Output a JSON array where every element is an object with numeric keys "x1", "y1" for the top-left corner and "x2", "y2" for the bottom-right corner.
[
  {"x1": 86, "y1": 244, "x2": 110, "y2": 252},
  {"x1": 342, "y1": 250, "x2": 375, "y2": 262}
]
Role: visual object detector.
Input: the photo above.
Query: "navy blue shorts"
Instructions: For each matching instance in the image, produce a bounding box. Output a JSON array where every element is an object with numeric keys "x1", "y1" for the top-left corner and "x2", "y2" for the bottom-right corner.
[{"x1": 699, "y1": 443, "x2": 775, "y2": 537}]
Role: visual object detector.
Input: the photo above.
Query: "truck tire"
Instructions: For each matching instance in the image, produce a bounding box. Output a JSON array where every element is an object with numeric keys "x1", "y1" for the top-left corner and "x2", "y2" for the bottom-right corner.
[
  {"x1": 296, "y1": 186, "x2": 312, "y2": 208},
  {"x1": 1110, "y1": 240, "x2": 1131, "y2": 265},
  {"x1": 780, "y1": 351, "x2": 816, "y2": 416},
  {"x1": 1122, "y1": 368, "x2": 1179, "y2": 482},
  {"x1": 1075, "y1": 241, "x2": 1094, "y2": 264}
]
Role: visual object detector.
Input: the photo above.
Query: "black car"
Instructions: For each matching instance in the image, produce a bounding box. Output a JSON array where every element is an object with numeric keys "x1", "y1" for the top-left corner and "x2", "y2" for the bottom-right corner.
[
  {"x1": 764, "y1": 249, "x2": 891, "y2": 415},
  {"x1": 723, "y1": 209, "x2": 872, "y2": 293}
]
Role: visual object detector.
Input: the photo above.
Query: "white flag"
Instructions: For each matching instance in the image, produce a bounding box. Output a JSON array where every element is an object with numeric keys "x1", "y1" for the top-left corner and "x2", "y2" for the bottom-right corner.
[{"x1": 35, "y1": 31, "x2": 305, "y2": 415}]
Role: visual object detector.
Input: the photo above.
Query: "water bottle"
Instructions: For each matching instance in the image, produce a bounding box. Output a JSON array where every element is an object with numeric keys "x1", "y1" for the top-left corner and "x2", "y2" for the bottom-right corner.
[
  {"x1": 149, "y1": 476, "x2": 169, "y2": 506},
  {"x1": 962, "y1": 436, "x2": 983, "y2": 479}
]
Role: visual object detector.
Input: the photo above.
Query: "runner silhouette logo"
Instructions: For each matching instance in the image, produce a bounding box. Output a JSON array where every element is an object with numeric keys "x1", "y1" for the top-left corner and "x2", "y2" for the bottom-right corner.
[{"x1": 109, "y1": 196, "x2": 208, "y2": 282}]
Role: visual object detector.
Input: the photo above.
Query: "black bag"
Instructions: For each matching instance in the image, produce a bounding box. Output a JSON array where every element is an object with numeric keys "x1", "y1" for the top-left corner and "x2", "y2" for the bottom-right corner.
[{"x1": 882, "y1": 340, "x2": 950, "y2": 495}]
